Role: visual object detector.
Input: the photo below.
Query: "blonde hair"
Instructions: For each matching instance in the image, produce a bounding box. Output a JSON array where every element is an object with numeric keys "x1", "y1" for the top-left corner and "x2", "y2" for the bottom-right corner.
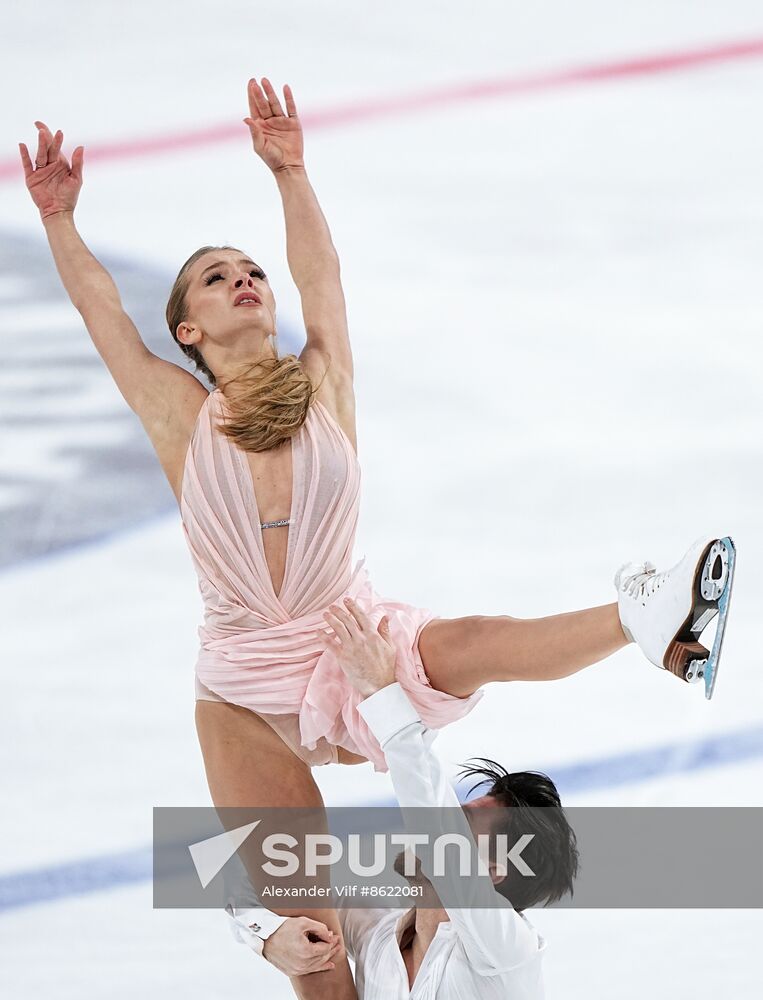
[{"x1": 166, "y1": 245, "x2": 326, "y2": 452}]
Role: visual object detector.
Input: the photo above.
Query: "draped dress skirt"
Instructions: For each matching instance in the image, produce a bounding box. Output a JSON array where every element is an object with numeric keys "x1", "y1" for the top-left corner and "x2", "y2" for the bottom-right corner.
[{"x1": 181, "y1": 389, "x2": 481, "y2": 772}]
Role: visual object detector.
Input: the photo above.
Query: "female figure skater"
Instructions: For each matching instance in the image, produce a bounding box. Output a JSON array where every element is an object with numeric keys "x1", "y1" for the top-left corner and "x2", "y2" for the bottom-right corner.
[{"x1": 20, "y1": 77, "x2": 734, "y2": 1000}]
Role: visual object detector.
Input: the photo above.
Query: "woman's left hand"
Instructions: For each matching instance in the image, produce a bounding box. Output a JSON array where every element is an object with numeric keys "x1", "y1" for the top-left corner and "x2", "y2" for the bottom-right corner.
[
  {"x1": 323, "y1": 599, "x2": 397, "y2": 698},
  {"x1": 244, "y1": 77, "x2": 304, "y2": 174}
]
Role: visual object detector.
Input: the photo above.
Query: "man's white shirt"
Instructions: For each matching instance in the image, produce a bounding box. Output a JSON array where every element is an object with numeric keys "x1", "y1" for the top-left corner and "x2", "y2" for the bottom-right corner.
[{"x1": 229, "y1": 682, "x2": 546, "y2": 998}]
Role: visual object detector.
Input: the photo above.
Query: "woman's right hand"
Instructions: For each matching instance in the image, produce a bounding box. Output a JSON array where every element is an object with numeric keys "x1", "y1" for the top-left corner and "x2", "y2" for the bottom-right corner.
[{"x1": 19, "y1": 122, "x2": 84, "y2": 221}]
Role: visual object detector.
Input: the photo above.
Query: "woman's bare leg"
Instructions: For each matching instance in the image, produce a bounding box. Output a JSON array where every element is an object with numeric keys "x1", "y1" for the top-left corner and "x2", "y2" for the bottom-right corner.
[
  {"x1": 196, "y1": 701, "x2": 358, "y2": 1000},
  {"x1": 418, "y1": 603, "x2": 630, "y2": 697}
]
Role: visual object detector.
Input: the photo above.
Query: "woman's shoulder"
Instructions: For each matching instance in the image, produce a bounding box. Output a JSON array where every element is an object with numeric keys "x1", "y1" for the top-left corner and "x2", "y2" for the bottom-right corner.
[
  {"x1": 301, "y1": 349, "x2": 357, "y2": 454},
  {"x1": 312, "y1": 389, "x2": 357, "y2": 456},
  {"x1": 141, "y1": 376, "x2": 211, "y2": 505}
]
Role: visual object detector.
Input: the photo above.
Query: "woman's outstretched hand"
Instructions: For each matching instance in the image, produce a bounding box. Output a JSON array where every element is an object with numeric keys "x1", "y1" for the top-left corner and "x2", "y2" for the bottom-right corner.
[
  {"x1": 244, "y1": 77, "x2": 304, "y2": 173},
  {"x1": 19, "y1": 122, "x2": 84, "y2": 220}
]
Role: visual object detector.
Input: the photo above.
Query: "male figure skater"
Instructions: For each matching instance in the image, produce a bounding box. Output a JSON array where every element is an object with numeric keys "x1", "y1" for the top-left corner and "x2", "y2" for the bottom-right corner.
[{"x1": 227, "y1": 597, "x2": 578, "y2": 998}]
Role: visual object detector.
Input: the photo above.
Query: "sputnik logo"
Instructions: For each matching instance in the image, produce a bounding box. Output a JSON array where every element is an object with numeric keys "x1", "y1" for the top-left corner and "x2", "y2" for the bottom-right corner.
[
  {"x1": 187, "y1": 822, "x2": 536, "y2": 887},
  {"x1": 188, "y1": 821, "x2": 261, "y2": 889}
]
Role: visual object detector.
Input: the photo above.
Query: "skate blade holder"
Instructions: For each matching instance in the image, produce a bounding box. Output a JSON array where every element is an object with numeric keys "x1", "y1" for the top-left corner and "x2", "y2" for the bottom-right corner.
[
  {"x1": 685, "y1": 658, "x2": 706, "y2": 684},
  {"x1": 700, "y1": 540, "x2": 730, "y2": 602},
  {"x1": 669, "y1": 538, "x2": 735, "y2": 696},
  {"x1": 699, "y1": 537, "x2": 736, "y2": 699}
]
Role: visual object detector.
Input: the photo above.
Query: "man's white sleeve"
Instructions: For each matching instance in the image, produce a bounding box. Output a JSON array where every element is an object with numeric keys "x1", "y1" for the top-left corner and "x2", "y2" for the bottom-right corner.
[
  {"x1": 222, "y1": 858, "x2": 286, "y2": 955},
  {"x1": 358, "y1": 682, "x2": 543, "y2": 975},
  {"x1": 226, "y1": 904, "x2": 287, "y2": 956},
  {"x1": 222, "y1": 858, "x2": 368, "y2": 963}
]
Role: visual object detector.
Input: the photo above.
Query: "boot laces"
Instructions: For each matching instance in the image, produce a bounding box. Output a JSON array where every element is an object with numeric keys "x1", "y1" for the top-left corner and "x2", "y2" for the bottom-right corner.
[{"x1": 622, "y1": 561, "x2": 664, "y2": 599}]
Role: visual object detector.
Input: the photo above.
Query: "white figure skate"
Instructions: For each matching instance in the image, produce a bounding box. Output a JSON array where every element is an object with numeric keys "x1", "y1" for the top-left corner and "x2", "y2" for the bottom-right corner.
[{"x1": 615, "y1": 535, "x2": 736, "y2": 700}]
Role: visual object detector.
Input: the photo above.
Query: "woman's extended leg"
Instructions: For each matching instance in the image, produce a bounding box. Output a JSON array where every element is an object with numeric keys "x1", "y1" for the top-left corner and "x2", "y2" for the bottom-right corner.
[
  {"x1": 418, "y1": 603, "x2": 630, "y2": 697},
  {"x1": 196, "y1": 701, "x2": 358, "y2": 1000}
]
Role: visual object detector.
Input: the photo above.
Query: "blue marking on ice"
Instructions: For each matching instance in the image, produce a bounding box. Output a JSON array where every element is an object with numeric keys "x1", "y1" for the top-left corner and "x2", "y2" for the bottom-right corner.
[
  {"x1": 0, "y1": 847, "x2": 152, "y2": 913},
  {"x1": 2, "y1": 721, "x2": 761, "y2": 913}
]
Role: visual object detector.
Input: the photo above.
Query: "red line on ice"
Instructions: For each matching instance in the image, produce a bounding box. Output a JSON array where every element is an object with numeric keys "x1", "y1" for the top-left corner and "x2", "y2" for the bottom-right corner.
[{"x1": 4, "y1": 37, "x2": 763, "y2": 182}]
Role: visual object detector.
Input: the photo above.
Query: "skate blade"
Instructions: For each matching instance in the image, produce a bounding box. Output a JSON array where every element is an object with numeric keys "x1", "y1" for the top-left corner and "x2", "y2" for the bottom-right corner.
[
  {"x1": 663, "y1": 536, "x2": 735, "y2": 694},
  {"x1": 703, "y1": 537, "x2": 736, "y2": 700}
]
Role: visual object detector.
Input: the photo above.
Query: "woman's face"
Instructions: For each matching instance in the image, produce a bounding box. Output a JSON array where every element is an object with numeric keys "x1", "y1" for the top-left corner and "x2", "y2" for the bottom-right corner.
[{"x1": 177, "y1": 248, "x2": 276, "y2": 358}]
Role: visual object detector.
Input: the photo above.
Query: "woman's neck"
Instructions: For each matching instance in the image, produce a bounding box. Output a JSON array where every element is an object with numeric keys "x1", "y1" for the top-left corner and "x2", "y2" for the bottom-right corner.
[{"x1": 215, "y1": 349, "x2": 279, "y2": 399}]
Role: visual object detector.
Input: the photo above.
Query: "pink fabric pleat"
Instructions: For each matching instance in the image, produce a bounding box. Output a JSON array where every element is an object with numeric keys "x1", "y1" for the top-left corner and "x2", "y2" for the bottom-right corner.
[{"x1": 181, "y1": 390, "x2": 481, "y2": 772}]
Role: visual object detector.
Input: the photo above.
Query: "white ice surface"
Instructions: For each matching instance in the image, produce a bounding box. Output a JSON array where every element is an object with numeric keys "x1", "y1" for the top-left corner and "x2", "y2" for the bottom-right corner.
[{"x1": 2, "y1": 2, "x2": 762, "y2": 997}]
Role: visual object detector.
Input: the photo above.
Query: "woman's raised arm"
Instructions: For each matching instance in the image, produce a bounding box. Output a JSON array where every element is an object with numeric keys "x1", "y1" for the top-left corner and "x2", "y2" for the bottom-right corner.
[
  {"x1": 244, "y1": 80, "x2": 354, "y2": 401},
  {"x1": 19, "y1": 123, "x2": 204, "y2": 441}
]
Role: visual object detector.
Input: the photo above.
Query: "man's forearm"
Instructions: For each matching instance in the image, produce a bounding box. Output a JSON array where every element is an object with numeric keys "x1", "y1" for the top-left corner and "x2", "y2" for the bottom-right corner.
[
  {"x1": 42, "y1": 212, "x2": 121, "y2": 313},
  {"x1": 274, "y1": 166, "x2": 340, "y2": 289},
  {"x1": 358, "y1": 684, "x2": 541, "y2": 970}
]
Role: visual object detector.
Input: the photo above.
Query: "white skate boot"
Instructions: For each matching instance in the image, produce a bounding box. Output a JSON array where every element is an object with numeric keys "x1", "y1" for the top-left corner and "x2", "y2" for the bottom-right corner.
[{"x1": 615, "y1": 536, "x2": 736, "y2": 699}]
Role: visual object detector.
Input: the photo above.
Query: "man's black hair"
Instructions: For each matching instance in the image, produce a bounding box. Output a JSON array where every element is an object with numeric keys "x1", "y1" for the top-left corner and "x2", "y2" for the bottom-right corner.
[{"x1": 458, "y1": 758, "x2": 579, "y2": 911}]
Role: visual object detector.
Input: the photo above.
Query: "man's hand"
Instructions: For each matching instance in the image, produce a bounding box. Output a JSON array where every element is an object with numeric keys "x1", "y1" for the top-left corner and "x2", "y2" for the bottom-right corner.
[
  {"x1": 262, "y1": 916, "x2": 341, "y2": 976},
  {"x1": 323, "y1": 598, "x2": 396, "y2": 697}
]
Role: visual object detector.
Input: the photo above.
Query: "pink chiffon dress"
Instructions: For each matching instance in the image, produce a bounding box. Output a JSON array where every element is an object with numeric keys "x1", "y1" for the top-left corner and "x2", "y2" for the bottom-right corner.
[{"x1": 180, "y1": 388, "x2": 481, "y2": 772}]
